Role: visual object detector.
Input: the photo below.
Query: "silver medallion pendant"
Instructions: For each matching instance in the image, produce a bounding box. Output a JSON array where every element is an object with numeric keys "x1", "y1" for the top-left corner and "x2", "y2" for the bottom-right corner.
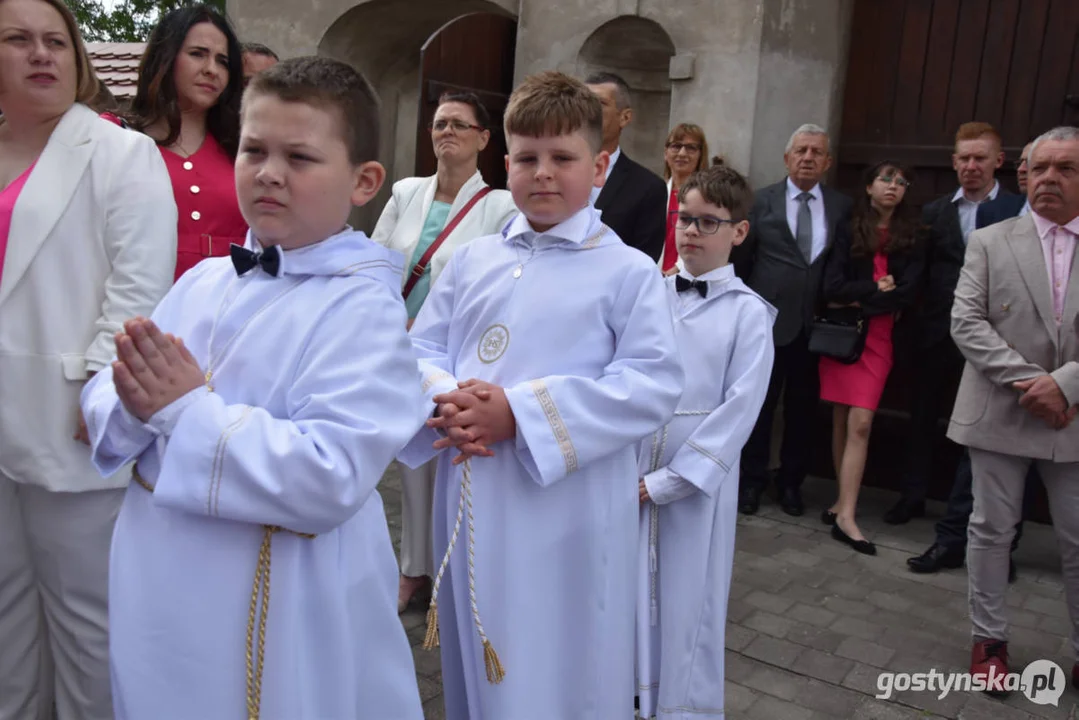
[{"x1": 513, "y1": 265, "x2": 523, "y2": 279}]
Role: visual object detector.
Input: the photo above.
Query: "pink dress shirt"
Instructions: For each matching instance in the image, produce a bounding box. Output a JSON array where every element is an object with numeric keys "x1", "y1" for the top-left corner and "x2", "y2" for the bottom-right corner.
[
  {"x1": 1031, "y1": 211, "x2": 1079, "y2": 326},
  {"x1": 0, "y1": 162, "x2": 37, "y2": 289}
]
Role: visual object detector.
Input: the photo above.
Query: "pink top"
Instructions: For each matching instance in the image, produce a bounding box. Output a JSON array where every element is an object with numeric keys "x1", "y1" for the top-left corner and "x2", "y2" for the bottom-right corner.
[
  {"x1": 1031, "y1": 211, "x2": 1079, "y2": 325},
  {"x1": 0, "y1": 162, "x2": 37, "y2": 288}
]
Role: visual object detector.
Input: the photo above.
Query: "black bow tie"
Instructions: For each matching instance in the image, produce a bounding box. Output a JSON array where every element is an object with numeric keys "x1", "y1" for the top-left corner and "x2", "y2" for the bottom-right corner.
[
  {"x1": 230, "y1": 243, "x2": 281, "y2": 278},
  {"x1": 675, "y1": 275, "x2": 708, "y2": 298}
]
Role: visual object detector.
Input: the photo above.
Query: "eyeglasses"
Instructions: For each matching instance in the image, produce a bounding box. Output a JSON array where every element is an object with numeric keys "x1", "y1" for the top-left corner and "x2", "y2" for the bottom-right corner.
[
  {"x1": 671, "y1": 211, "x2": 739, "y2": 235},
  {"x1": 428, "y1": 119, "x2": 485, "y2": 133},
  {"x1": 876, "y1": 175, "x2": 911, "y2": 188},
  {"x1": 667, "y1": 142, "x2": 701, "y2": 154}
]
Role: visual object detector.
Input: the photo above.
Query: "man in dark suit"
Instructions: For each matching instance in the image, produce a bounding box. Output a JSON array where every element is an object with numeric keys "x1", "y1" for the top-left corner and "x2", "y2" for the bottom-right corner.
[
  {"x1": 585, "y1": 72, "x2": 667, "y2": 262},
  {"x1": 733, "y1": 124, "x2": 853, "y2": 516},
  {"x1": 908, "y1": 135, "x2": 1033, "y2": 577}
]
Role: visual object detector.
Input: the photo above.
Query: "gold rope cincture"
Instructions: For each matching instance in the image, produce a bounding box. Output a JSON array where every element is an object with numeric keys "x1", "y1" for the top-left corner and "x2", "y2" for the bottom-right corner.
[
  {"x1": 423, "y1": 458, "x2": 504, "y2": 683},
  {"x1": 647, "y1": 410, "x2": 711, "y2": 627}
]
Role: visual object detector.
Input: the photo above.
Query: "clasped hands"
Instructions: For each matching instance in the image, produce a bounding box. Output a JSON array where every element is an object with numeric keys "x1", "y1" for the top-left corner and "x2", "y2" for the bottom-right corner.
[
  {"x1": 876, "y1": 274, "x2": 895, "y2": 292},
  {"x1": 428, "y1": 379, "x2": 516, "y2": 465},
  {"x1": 112, "y1": 317, "x2": 205, "y2": 423},
  {"x1": 1013, "y1": 375, "x2": 1077, "y2": 430}
]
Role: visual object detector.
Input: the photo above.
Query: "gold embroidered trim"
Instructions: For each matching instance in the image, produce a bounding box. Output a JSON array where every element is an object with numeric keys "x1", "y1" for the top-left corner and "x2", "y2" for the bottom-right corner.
[
  {"x1": 422, "y1": 371, "x2": 455, "y2": 393},
  {"x1": 580, "y1": 224, "x2": 609, "y2": 250},
  {"x1": 686, "y1": 439, "x2": 729, "y2": 472},
  {"x1": 530, "y1": 379, "x2": 578, "y2": 474},
  {"x1": 209, "y1": 406, "x2": 254, "y2": 516},
  {"x1": 132, "y1": 465, "x2": 154, "y2": 492}
]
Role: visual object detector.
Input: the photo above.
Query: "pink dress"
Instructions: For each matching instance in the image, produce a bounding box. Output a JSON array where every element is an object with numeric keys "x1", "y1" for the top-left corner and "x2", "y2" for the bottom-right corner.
[
  {"x1": 818, "y1": 231, "x2": 895, "y2": 411},
  {"x1": 0, "y1": 162, "x2": 37, "y2": 285}
]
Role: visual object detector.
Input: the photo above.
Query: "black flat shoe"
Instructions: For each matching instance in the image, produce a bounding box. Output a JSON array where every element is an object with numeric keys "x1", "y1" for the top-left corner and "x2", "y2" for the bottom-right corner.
[
  {"x1": 883, "y1": 498, "x2": 926, "y2": 525},
  {"x1": 778, "y1": 486, "x2": 805, "y2": 517},
  {"x1": 738, "y1": 486, "x2": 762, "y2": 515},
  {"x1": 1009, "y1": 557, "x2": 1017, "y2": 584},
  {"x1": 821, "y1": 509, "x2": 837, "y2": 526},
  {"x1": 831, "y1": 523, "x2": 876, "y2": 555},
  {"x1": 906, "y1": 543, "x2": 964, "y2": 574}
]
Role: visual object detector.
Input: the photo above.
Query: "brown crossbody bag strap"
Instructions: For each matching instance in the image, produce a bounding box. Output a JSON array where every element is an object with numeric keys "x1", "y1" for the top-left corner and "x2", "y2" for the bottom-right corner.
[{"x1": 402, "y1": 187, "x2": 493, "y2": 300}]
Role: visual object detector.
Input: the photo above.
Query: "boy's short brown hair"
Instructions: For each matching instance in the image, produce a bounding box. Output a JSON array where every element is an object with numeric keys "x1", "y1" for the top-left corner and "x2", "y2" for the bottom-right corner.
[
  {"x1": 678, "y1": 163, "x2": 754, "y2": 221},
  {"x1": 955, "y1": 121, "x2": 1002, "y2": 151},
  {"x1": 503, "y1": 71, "x2": 603, "y2": 153},
  {"x1": 243, "y1": 56, "x2": 380, "y2": 165}
]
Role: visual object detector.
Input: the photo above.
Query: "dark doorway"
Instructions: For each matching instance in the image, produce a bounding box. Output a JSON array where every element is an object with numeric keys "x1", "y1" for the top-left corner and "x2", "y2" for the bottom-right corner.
[
  {"x1": 826, "y1": 0, "x2": 1079, "y2": 518},
  {"x1": 415, "y1": 13, "x2": 518, "y2": 189}
]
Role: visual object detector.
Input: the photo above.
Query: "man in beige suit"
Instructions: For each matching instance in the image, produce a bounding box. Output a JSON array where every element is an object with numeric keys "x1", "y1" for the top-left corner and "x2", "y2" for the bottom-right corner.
[{"x1": 949, "y1": 126, "x2": 1079, "y2": 693}]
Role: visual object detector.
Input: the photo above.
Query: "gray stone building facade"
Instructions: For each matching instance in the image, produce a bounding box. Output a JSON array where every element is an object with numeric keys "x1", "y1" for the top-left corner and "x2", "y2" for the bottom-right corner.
[{"x1": 227, "y1": 0, "x2": 854, "y2": 227}]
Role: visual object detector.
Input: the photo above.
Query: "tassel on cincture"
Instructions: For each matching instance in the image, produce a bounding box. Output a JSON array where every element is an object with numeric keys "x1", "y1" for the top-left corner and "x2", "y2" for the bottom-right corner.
[
  {"x1": 423, "y1": 601, "x2": 440, "y2": 650},
  {"x1": 650, "y1": 599, "x2": 658, "y2": 627},
  {"x1": 649, "y1": 542, "x2": 657, "y2": 573},
  {"x1": 483, "y1": 640, "x2": 505, "y2": 684}
]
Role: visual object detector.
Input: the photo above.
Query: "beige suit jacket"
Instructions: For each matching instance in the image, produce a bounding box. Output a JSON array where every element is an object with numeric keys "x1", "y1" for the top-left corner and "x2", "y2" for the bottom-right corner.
[{"x1": 947, "y1": 214, "x2": 1079, "y2": 460}]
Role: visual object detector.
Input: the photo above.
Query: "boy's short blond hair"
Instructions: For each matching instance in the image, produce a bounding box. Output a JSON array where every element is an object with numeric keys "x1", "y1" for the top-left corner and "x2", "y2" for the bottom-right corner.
[
  {"x1": 503, "y1": 71, "x2": 603, "y2": 153},
  {"x1": 678, "y1": 163, "x2": 755, "y2": 222}
]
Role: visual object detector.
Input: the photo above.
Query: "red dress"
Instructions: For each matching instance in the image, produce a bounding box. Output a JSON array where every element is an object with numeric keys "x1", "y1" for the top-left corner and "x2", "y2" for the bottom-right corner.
[
  {"x1": 0, "y1": 162, "x2": 37, "y2": 286},
  {"x1": 159, "y1": 134, "x2": 247, "y2": 280},
  {"x1": 661, "y1": 186, "x2": 679, "y2": 272},
  {"x1": 818, "y1": 231, "x2": 896, "y2": 411}
]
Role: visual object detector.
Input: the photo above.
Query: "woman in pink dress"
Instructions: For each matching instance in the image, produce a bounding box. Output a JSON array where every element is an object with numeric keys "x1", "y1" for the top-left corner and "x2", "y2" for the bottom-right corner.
[
  {"x1": 123, "y1": 4, "x2": 247, "y2": 280},
  {"x1": 819, "y1": 161, "x2": 925, "y2": 554}
]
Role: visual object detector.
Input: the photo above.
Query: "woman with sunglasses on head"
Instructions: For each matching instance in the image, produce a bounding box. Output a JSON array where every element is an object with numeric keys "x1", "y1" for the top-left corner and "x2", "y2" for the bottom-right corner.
[
  {"x1": 660, "y1": 123, "x2": 710, "y2": 272},
  {"x1": 819, "y1": 161, "x2": 925, "y2": 555},
  {"x1": 121, "y1": 3, "x2": 246, "y2": 280},
  {"x1": 0, "y1": 0, "x2": 176, "y2": 716},
  {"x1": 372, "y1": 91, "x2": 517, "y2": 613}
]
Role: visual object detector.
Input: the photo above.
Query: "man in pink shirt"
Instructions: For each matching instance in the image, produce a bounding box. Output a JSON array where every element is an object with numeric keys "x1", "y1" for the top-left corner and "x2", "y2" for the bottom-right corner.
[{"x1": 948, "y1": 126, "x2": 1079, "y2": 695}]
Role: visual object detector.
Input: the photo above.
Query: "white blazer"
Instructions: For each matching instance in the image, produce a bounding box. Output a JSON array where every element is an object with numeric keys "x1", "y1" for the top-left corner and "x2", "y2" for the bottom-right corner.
[
  {"x1": 0, "y1": 103, "x2": 178, "y2": 492},
  {"x1": 371, "y1": 170, "x2": 518, "y2": 290}
]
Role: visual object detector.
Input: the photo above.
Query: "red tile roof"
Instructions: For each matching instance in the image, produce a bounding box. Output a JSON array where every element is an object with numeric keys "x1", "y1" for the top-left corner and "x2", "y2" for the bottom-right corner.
[{"x1": 87, "y1": 42, "x2": 145, "y2": 99}]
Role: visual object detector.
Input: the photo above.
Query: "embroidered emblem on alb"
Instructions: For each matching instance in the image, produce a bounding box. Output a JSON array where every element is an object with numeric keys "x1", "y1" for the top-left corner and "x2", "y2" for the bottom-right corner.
[{"x1": 477, "y1": 324, "x2": 510, "y2": 364}]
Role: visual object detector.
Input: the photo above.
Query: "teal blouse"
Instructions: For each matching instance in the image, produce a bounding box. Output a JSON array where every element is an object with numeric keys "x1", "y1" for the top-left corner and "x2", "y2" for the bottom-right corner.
[{"x1": 404, "y1": 200, "x2": 452, "y2": 319}]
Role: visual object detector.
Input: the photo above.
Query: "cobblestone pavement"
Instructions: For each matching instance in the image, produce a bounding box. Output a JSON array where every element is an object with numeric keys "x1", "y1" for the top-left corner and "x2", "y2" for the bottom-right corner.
[{"x1": 381, "y1": 466, "x2": 1078, "y2": 719}]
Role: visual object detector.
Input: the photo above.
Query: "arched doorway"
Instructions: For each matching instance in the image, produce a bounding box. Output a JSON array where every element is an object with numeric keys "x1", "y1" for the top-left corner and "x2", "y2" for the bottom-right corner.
[
  {"x1": 318, "y1": 0, "x2": 517, "y2": 230},
  {"x1": 576, "y1": 17, "x2": 675, "y2": 175}
]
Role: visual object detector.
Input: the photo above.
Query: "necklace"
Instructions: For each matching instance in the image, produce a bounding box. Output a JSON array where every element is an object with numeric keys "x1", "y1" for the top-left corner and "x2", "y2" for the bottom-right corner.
[
  {"x1": 512, "y1": 242, "x2": 537, "y2": 279},
  {"x1": 202, "y1": 276, "x2": 308, "y2": 391}
]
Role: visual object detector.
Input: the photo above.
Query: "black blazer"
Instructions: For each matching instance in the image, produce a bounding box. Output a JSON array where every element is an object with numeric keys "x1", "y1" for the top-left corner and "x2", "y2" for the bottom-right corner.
[
  {"x1": 732, "y1": 180, "x2": 853, "y2": 347},
  {"x1": 822, "y1": 223, "x2": 925, "y2": 317},
  {"x1": 919, "y1": 188, "x2": 1019, "y2": 347},
  {"x1": 595, "y1": 152, "x2": 667, "y2": 262},
  {"x1": 976, "y1": 192, "x2": 1027, "y2": 228}
]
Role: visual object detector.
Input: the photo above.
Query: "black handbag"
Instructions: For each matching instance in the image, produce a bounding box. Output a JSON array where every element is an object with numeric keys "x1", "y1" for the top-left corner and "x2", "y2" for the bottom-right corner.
[{"x1": 808, "y1": 306, "x2": 867, "y2": 364}]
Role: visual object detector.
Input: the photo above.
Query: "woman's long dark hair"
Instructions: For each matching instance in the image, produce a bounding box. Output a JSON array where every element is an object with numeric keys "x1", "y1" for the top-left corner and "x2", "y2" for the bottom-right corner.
[
  {"x1": 850, "y1": 160, "x2": 921, "y2": 257},
  {"x1": 125, "y1": 5, "x2": 243, "y2": 157}
]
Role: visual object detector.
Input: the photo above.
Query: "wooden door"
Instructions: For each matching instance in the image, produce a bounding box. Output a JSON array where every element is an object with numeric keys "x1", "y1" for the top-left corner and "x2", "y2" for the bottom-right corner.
[
  {"x1": 822, "y1": 0, "x2": 1079, "y2": 513},
  {"x1": 837, "y1": 0, "x2": 1079, "y2": 206},
  {"x1": 415, "y1": 13, "x2": 517, "y2": 189}
]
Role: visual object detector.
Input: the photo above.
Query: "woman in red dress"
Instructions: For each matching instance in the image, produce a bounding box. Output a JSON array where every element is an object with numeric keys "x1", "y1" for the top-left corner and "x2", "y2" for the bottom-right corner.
[
  {"x1": 819, "y1": 161, "x2": 925, "y2": 554},
  {"x1": 660, "y1": 123, "x2": 710, "y2": 272},
  {"x1": 125, "y1": 4, "x2": 246, "y2": 280}
]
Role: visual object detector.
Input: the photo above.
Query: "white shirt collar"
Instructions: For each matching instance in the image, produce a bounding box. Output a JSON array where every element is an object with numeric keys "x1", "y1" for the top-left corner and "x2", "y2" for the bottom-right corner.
[
  {"x1": 605, "y1": 146, "x2": 621, "y2": 181},
  {"x1": 952, "y1": 180, "x2": 1000, "y2": 204},
  {"x1": 678, "y1": 264, "x2": 735, "y2": 284},
  {"x1": 503, "y1": 204, "x2": 601, "y2": 246},
  {"x1": 786, "y1": 177, "x2": 822, "y2": 201}
]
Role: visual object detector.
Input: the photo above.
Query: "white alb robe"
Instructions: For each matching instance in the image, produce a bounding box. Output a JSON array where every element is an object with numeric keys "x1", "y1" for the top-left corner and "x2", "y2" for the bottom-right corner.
[
  {"x1": 636, "y1": 266, "x2": 775, "y2": 720},
  {"x1": 80, "y1": 230, "x2": 427, "y2": 720},
  {"x1": 399, "y1": 206, "x2": 683, "y2": 720}
]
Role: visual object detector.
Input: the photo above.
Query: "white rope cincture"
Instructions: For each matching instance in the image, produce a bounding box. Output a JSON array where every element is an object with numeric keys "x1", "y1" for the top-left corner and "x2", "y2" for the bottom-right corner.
[{"x1": 423, "y1": 459, "x2": 504, "y2": 683}]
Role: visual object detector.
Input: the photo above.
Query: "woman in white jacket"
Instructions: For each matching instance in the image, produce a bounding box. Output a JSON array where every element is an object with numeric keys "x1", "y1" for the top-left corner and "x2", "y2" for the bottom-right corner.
[
  {"x1": 0, "y1": 0, "x2": 177, "y2": 717},
  {"x1": 372, "y1": 90, "x2": 516, "y2": 612}
]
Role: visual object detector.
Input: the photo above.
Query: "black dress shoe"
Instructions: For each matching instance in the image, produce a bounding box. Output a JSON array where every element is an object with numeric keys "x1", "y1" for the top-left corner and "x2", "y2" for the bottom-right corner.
[
  {"x1": 883, "y1": 497, "x2": 925, "y2": 525},
  {"x1": 1008, "y1": 557, "x2": 1017, "y2": 584},
  {"x1": 831, "y1": 523, "x2": 876, "y2": 555},
  {"x1": 778, "y1": 486, "x2": 804, "y2": 517},
  {"x1": 821, "y1": 509, "x2": 837, "y2": 526},
  {"x1": 739, "y1": 486, "x2": 763, "y2": 515},
  {"x1": 907, "y1": 543, "x2": 964, "y2": 574}
]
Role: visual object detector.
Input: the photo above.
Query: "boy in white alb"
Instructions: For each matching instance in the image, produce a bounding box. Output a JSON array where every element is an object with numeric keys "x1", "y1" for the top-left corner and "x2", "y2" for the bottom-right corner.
[
  {"x1": 636, "y1": 165, "x2": 775, "y2": 719},
  {"x1": 80, "y1": 58, "x2": 425, "y2": 719},
  {"x1": 398, "y1": 72, "x2": 684, "y2": 720}
]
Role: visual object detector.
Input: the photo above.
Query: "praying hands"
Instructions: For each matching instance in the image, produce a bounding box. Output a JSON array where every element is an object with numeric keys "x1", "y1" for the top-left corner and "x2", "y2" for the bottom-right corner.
[
  {"x1": 429, "y1": 379, "x2": 517, "y2": 465},
  {"x1": 112, "y1": 317, "x2": 205, "y2": 423}
]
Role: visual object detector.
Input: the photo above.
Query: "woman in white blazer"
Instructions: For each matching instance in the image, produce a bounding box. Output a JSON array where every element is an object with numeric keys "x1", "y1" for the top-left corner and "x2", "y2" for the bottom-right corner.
[
  {"x1": 0, "y1": 1, "x2": 177, "y2": 718},
  {"x1": 372, "y1": 91, "x2": 516, "y2": 613}
]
